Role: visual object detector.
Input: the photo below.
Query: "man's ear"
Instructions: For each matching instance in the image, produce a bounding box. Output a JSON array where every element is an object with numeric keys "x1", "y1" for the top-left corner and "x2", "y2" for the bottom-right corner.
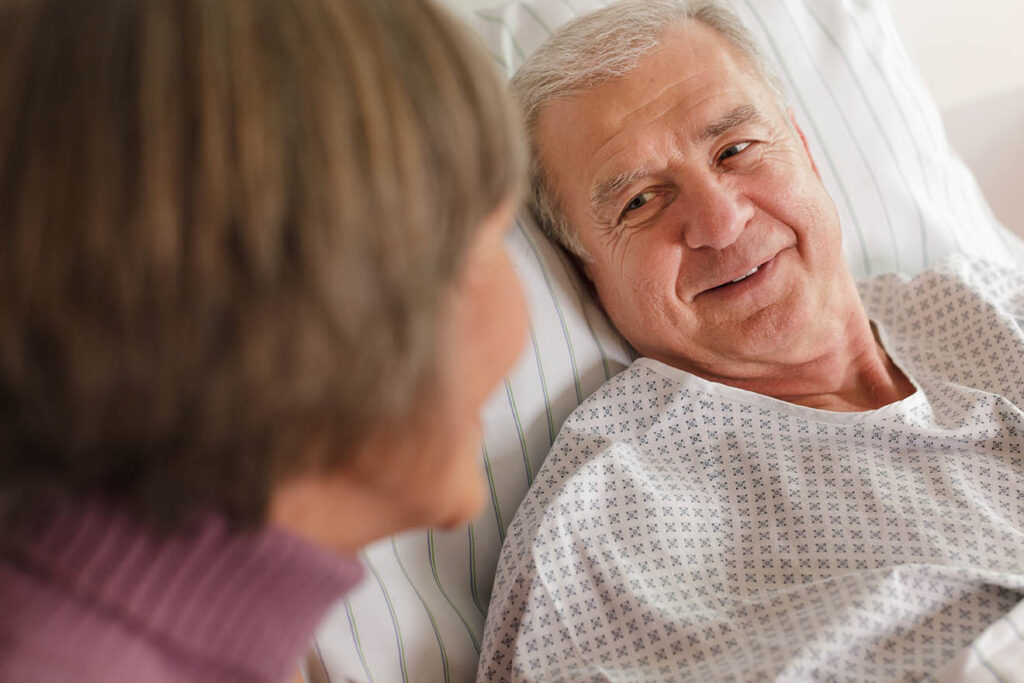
[
  {"x1": 575, "y1": 254, "x2": 607, "y2": 314},
  {"x1": 580, "y1": 256, "x2": 595, "y2": 283},
  {"x1": 789, "y1": 108, "x2": 821, "y2": 179}
]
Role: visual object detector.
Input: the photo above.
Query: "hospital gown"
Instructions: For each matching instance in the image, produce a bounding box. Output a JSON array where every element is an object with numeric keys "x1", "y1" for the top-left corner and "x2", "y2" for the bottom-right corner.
[{"x1": 478, "y1": 255, "x2": 1024, "y2": 682}]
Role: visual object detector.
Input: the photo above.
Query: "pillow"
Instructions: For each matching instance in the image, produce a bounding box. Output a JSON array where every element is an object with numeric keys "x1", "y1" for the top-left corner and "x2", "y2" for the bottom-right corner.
[{"x1": 312, "y1": 1, "x2": 1024, "y2": 681}]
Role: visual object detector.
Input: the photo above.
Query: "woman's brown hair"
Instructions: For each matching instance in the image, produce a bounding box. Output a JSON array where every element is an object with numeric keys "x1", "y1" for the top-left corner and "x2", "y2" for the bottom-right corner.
[{"x1": 0, "y1": 0, "x2": 524, "y2": 530}]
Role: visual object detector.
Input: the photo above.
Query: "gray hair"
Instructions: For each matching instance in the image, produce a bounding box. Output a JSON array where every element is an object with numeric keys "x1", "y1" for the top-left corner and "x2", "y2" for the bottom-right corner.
[{"x1": 510, "y1": 0, "x2": 786, "y2": 258}]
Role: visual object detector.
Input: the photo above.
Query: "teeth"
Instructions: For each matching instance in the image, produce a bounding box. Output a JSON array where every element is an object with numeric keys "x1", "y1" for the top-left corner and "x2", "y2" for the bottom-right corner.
[{"x1": 731, "y1": 267, "x2": 759, "y2": 283}]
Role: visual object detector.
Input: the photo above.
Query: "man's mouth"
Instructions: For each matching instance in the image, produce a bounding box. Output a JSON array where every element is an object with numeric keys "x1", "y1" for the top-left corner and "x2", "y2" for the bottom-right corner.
[
  {"x1": 698, "y1": 257, "x2": 775, "y2": 297},
  {"x1": 730, "y1": 266, "x2": 760, "y2": 284}
]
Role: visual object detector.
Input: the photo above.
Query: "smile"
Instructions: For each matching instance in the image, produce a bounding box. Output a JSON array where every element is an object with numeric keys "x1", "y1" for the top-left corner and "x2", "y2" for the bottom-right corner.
[
  {"x1": 697, "y1": 256, "x2": 777, "y2": 299},
  {"x1": 731, "y1": 267, "x2": 759, "y2": 283}
]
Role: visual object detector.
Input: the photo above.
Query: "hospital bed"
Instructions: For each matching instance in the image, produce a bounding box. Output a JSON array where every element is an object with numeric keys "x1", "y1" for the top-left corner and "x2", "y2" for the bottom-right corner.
[{"x1": 308, "y1": 1, "x2": 1024, "y2": 680}]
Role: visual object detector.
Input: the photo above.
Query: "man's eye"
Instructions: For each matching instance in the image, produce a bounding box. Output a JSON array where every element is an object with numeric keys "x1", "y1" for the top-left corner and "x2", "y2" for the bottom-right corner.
[
  {"x1": 719, "y1": 141, "x2": 752, "y2": 161},
  {"x1": 623, "y1": 191, "x2": 656, "y2": 215}
]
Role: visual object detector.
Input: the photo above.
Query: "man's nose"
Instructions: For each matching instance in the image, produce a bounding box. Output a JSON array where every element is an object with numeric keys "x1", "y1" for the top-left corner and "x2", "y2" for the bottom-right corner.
[{"x1": 680, "y1": 176, "x2": 753, "y2": 250}]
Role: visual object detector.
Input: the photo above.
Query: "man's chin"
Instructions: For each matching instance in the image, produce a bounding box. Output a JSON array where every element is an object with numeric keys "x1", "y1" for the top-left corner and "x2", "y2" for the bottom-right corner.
[{"x1": 651, "y1": 317, "x2": 819, "y2": 374}]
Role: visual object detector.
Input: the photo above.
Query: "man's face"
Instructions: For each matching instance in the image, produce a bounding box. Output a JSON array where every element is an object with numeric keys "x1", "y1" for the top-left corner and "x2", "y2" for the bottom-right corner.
[{"x1": 537, "y1": 21, "x2": 853, "y2": 377}]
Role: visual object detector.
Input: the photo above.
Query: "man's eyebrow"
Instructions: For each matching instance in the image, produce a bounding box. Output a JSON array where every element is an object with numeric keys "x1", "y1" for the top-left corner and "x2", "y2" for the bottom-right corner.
[
  {"x1": 588, "y1": 105, "x2": 763, "y2": 218},
  {"x1": 590, "y1": 167, "x2": 652, "y2": 218},
  {"x1": 700, "y1": 104, "x2": 759, "y2": 140}
]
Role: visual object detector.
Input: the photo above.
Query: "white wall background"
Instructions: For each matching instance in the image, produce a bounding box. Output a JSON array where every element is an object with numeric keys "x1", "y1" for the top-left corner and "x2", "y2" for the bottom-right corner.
[
  {"x1": 888, "y1": 0, "x2": 1024, "y2": 235},
  {"x1": 890, "y1": 0, "x2": 1024, "y2": 111},
  {"x1": 888, "y1": 0, "x2": 1024, "y2": 236}
]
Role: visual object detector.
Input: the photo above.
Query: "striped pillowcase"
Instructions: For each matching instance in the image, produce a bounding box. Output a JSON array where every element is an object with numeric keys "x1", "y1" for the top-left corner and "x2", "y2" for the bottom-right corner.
[{"x1": 312, "y1": 1, "x2": 1024, "y2": 681}]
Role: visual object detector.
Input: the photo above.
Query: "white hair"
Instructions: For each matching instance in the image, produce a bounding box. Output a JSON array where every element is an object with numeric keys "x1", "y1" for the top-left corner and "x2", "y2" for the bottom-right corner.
[{"x1": 510, "y1": 0, "x2": 786, "y2": 258}]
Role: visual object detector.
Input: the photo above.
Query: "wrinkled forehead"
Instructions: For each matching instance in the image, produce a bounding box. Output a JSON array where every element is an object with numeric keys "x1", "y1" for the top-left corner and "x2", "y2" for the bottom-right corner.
[{"x1": 535, "y1": 21, "x2": 780, "y2": 210}]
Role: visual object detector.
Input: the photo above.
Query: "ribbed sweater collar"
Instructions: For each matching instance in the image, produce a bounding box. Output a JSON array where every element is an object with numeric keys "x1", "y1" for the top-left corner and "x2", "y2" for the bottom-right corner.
[{"x1": 5, "y1": 502, "x2": 363, "y2": 682}]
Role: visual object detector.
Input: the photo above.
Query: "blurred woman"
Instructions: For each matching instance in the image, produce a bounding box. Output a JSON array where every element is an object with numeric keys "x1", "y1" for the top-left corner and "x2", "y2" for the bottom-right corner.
[{"x1": 0, "y1": 0, "x2": 526, "y2": 680}]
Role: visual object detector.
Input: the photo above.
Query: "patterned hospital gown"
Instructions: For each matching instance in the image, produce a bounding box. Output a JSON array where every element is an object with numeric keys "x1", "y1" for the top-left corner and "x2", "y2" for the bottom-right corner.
[{"x1": 478, "y1": 255, "x2": 1024, "y2": 682}]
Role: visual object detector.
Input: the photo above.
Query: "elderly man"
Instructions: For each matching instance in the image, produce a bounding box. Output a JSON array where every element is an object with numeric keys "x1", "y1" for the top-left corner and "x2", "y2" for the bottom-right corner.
[{"x1": 477, "y1": 0, "x2": 1024, "y2": 681}]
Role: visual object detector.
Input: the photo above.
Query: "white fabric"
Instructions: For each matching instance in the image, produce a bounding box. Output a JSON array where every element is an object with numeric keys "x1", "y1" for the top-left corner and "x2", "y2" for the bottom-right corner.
[
  {"x1": 317, "y1": 1, "x2": 1024, "y2": 680},
  {"x1": 479, "y1": 255, "x2": 1024, "y2": 681},
  {"x1": 937, "y1": 596, "x2": 1024, "y2": 683}
]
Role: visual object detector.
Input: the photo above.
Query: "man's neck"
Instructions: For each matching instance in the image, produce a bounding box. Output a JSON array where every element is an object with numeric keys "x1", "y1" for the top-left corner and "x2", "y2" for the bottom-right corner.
[
  {"x1": 767, "y1": 330, "x2": 915, "y2": 411},
  {"x1": 685, "y1": 307, "x2": 916, "y2": 413}
]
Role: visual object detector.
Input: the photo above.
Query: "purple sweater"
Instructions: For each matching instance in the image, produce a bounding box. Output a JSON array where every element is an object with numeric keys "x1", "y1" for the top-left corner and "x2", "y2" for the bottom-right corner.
[{"x1": 0, "y1": 504, "x2": 363, "y2": 682}]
